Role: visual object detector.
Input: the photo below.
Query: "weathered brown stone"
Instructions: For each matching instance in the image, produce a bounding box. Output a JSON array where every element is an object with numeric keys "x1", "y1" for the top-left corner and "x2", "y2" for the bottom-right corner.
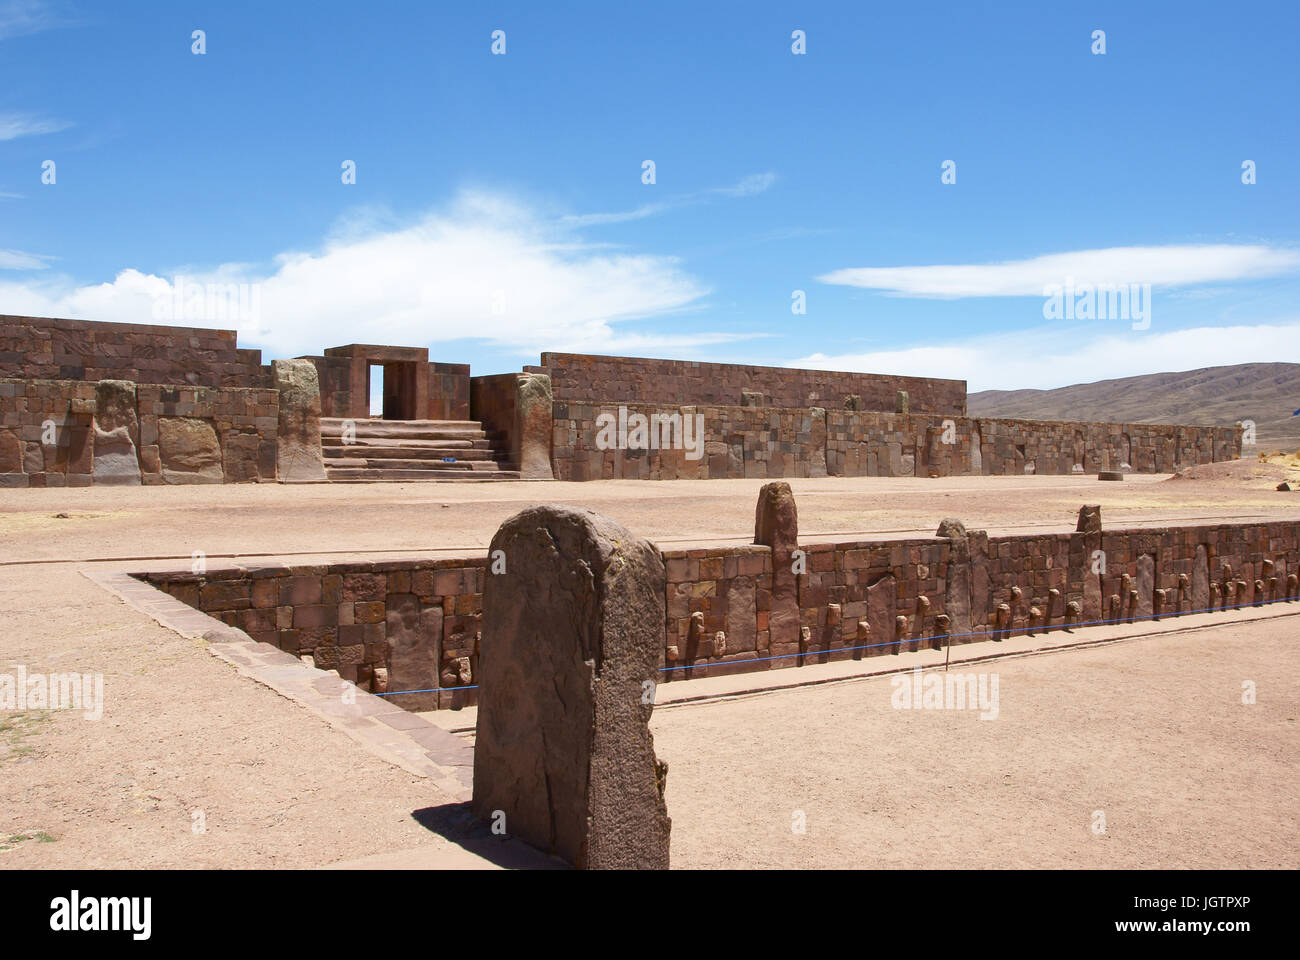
[
  {"x1": 0, "y1": 430, "x2": 21, "y2": 474},
  {"x1": 158, "y1": 417, "x2": 223, "y2": 484},
  {"x1": 273, "y1": 358, "x2": 326, "y2": 483},
  {"x1": 1192, "y1": 544, "x2": 1210, "y2": 611},
  {"x1": 94, "y1": 379, "x2": 138, "y2": 447},
  {"x1": 935, "y1": 518, "x2": 972, "y2": 640},
  {"x1": 222, "y1": 432, "x2": 262, "y2": 483},
  {"x1": 474, "y1": 505, "x2": 670, "y2": 869},
  {"x1": 384, "y1": 594, "x2": 439, "y2": 710},
  {"x1": 517, "y1": 373, "x2": 553, "y2": 480},
  {"x1": 754, "y1": 482, "x2": 799, "y2": 650},
  {"x1": 92, "y1": 424, "x2": 142, "y2": 485},
  {"x1": 1076, "y1": 505, "x2": 1102, "y2": 534},
  {"x1": 867, "y1": 574, "x2": 897, "y2": 654}
]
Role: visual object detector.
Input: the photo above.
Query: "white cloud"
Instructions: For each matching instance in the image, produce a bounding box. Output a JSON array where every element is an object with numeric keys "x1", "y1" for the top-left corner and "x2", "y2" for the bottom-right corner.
[
  {"x1": 0, "y1": 112, "x2": 71, "y2": 141},
  {"x1": 0, "y1": 0, "x2": 61, "y2": 40},
  {"x1": 818, "y1": 244, "x2": 1300, "y2": 298},
  {"x1": 711, "y1": 172, "x2": 777, "y2": 197},
  {"x1": 0, "y1": 189, "x2": 740, "y2": 359},
  {"x1": 560, "y1": 171, "x2": 776, "y2": 227},
  {"x1": 560, "y1": 203, "x2": 670, "y2": 227},
  {"x1": 0, "y1": 248, "x2": 52, "y2": 269},
  {"x1": 791, "y1": 320, "x2": 1300, "y2": 392}
]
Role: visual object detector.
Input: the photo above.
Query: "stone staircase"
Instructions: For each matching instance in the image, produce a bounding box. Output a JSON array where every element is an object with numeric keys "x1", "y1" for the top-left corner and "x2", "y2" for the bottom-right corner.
[{"x1": 320, "y1": 418, "x2": 520, "y2": 482}]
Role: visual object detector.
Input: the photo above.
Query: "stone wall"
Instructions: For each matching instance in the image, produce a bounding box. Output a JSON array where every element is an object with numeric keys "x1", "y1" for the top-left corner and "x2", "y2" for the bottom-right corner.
[
  {"x1": 660, "y1": 519, "x2": 1299, "y2": 678},
  {"x1": 470, "y1": 374, "x2": 522, "y2": 468},
  {"x1": 140, "y1": 558, "x2": 486, "y2": 710},
  {"x1": 529, "y1": 352, "x2": 967, "y2": 417},
  {"x1": 139, "y1": 503, "x2": 1300, "y2": 709},
  {"x1": 429, "y1": 362, "x2": 471, "y2": 421},
  {"x1": 550, "y1": 401, "x2": 827, "y2": 481},
  {"x1": 0, "y1": 314, "x2": 269, "y2": 388},
  {"x1": 549, "y1": 402, "x2": 1242, "y2": 480},
  {"x1": 0, "y1": 377, "x2": 277, "y2": 486}
]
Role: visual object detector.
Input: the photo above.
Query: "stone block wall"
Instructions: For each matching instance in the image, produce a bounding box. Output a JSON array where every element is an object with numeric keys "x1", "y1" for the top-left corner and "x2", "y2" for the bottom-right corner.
[
  {"x1": 0, "y1": 378, "x2": 95, "y2": 486},
  {"x1": 530, "y1": 352, "x2": 967, "y2": 417},
  {"x1": 972, "y1": 418, "x2": 1236, "y2": 476},
  {"x1": 429, "y1": 362, "x2": 470, "y2": 421},
  {"x1": 550, "y1": 402, "x2": 828, "y2": 481},
  {"x1": 662, "y1": 520, "x2": 1299, "y2": 678},
  {"x1": 139, "y1": 509, "x2": 1300, "y2": 709},
  {"x1": 552, "y1": 403, "x2": 1239, "y2": 481},
  {"x1": 140, "y1": 558, "x2": 486, "y2": 709},
  {"x1": 0, "y1": 377, "x2": 278, "y2": 486},
  {"x1": 0, "y1": 314, "x2": 270, "y2": 388}
]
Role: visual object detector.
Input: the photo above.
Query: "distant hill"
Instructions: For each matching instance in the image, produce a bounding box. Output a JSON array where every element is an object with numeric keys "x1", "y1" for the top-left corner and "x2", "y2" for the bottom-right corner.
[{"x1": 968, "y1": 363, "x2": 1300, "y2": 452}]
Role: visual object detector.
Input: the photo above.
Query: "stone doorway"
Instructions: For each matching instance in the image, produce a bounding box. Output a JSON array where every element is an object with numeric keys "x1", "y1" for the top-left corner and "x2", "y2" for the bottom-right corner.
[{"x1": 379, "y1": 360, "x2": 420, "y2": 420}]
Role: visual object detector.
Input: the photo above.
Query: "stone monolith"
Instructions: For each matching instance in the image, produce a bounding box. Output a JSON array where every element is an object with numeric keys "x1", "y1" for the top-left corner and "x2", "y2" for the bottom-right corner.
[
  {"x1": 755, "y1": 481, "x2": 800, "y2": 656},
  {"x1": 273, "y1": 359, "x2": 326, "y2": 483},
  {"x1": 473, "y1": 505, "x2": 670, "y2": 869},
  {"x1": 517, "y1": 373, "x2": 554, "y2": 480}
]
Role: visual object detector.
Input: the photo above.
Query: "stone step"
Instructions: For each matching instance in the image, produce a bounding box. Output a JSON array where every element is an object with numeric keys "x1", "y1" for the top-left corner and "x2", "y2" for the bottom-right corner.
[
  {"x1": 322, "y1": 446, "x2": 499, "y2": 462},
  {"x1": 324, "y1": 467, "x2": 522, "y2": 482},
  {"x1": 320, "y1": 418, "x2": 488, "y2": 440},
  {"x1": 320, "y1": 437, "x2": 491, "y2": 450},
  {"x1": 319, "y1": 418, "x2": 517, "y2": 483},
  {"x1": 325, "y1": 456, "x2": 483, "y2": 470}
]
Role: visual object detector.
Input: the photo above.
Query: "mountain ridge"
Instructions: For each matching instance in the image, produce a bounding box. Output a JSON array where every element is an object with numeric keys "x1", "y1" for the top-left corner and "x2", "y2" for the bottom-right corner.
[{"x1": 967, "y1": 362, "x2": 1300, "y2": 452}]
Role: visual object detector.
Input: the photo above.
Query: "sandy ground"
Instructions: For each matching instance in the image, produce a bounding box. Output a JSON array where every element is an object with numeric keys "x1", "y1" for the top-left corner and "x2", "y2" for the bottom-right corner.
[
  {"x1": 0, "y1": 564, "x2": 486, "y2": 868},
  {"x1": 2, "y1": 472, "x2": 1297, "y2": 566},
  {"x1": 0, "y1": 472, "x2": 1297, "y2": 868},
  {"x1": 651, "y1": 620, "x2": 1299, "y2": 868}
]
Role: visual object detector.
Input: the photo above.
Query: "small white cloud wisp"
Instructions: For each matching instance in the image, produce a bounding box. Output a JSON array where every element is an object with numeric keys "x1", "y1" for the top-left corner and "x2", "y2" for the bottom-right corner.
[
  {"x1": 792, "y1": 320, "x2": 1300, "y2": 392},
  {"x1": 818, "y1": 244, "x2": 1300, "y2": 298}
]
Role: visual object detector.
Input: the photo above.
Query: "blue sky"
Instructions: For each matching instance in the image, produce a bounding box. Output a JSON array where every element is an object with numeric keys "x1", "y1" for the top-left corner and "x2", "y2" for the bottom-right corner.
[{"x1": 2, "y1": 0, "x2": 1298, "y2": 390}]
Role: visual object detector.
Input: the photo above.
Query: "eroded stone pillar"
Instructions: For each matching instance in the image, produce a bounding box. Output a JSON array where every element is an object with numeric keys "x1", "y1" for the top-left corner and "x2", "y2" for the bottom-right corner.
[
  {"x1": 936, "y1": 518, "x2": 972, "y2": 641},
  {"x1": 1076, "y1": 504, "x2": 1103, "y2": 622},
  {"x1": 273, "y1": 359, "x2": 327, "y2": 483},
  {"x1": 755, "y1": 481, "x2": 800, "y2": 659},
  {"x1": 473, "y1": 505, "x2": 670, "y2": 868},
  {"x1": 516, "y1": 373, "x2": 554, "y2": 480}
]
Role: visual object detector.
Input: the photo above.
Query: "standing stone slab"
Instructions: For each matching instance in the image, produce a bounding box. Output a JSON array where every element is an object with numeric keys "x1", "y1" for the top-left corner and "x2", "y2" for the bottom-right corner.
[
  {"x1": 517, "y1": 373, "x2": 554, "y2": 480},
  {"x1": 755, "y1": 481, "x2": 800, "y2": 655},
  {"x1": 92, "y1": 425, "x2": 142, "y2": 485},
  {"x1": 273, "y1": 358, "x2": 326, "y2": 483},
  {"x1": 936, "y1": 518, "x2": 971, "y2": 640},
  {"x1": 474, "y1": 505, "x2": 670, "y2": 869},
  {"x1": 1076, "y1": 504, "x2": 1103, "y2": 621},
  {"x1": 93, "y1": 379, "x2": 142, "y2": 485}
]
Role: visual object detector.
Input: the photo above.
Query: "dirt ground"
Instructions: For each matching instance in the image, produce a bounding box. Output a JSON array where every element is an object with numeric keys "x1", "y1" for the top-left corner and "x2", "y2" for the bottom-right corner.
[
  {"x1": 651, "y1": 620, "x2": 1299, "y2": 868},
  {"x1": 1, "y1": 472, "x2": 1297, "y2": 868},
  {"x1": 2, "y1": 471, "x2": 1297, "y2": 566}
]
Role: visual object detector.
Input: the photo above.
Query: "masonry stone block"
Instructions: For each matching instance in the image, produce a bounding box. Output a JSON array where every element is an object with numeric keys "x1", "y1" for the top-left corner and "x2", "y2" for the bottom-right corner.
[{"x1": 157, "y1": 417, "x2": 222, "y2": 484}]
